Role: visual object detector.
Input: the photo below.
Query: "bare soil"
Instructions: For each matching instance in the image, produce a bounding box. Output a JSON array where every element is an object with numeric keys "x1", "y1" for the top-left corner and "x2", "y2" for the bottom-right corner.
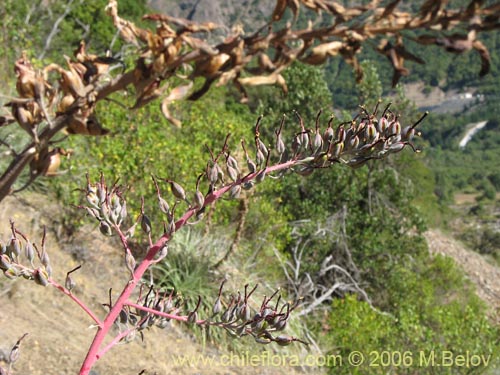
[
  {"x1": 424, "y1": 230, "x2": 500, "y2": 323},
  {"x1": 0, "y1": 193, "x2": 317, "y2": 375}
]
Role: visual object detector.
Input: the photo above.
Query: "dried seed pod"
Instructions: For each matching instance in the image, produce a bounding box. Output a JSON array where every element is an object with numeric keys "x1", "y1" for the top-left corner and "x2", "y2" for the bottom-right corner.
[
  {"x1": 45, "y1": 263, "x2": 53, "y2": 278},
  {"x1": 99, "y1": 221, "x2": 113, "y2": 236},
  {"x1": 156, "y1": 243, "x2": 169, "y2": 261},
  {"x1": 119, "y1": 200, "x2": 127, "y2": 224},
  {"x1": 331, "y1": 141, "x2": 344, "y2": 159},
  {"x1": 209, "y1": 163, "x2": 219, "y2": 186},
  {"x1": 226, "y1": 154, "x2": 239, "y2": 171},
  {"x1": 387, "y1": 142, "x2": 406, "y2": 153},
  {"x1": 86, "y1": 190, "x2": 100, "y2": 208},
  {"x1": 229, "y1": 184, "x2": 242, "y2": 199},
  {"x1": 25, "y1": 241, "x2": 34, "y2": 264},
  {"x1": 255, "y1": 169, "x2": 267, "y2": 183},
  {"x1": 158, "y1": 196, "x2": 170, "y2": 215},
  {"x1": 364, "y1": 122, "x2": 378, "y2": 143},
  {"x1": 9, "y1": 335, "x2": 25, "y2": 364},
  {"x1": 3, "y1": 266, "x2": 19, "y2": 279},
  {"x1": 323, "y1": 116, "x2": 335, "y2": 143},
  {"x1": 378, "y1": 116, "x2": 389, "y2": 133},
  {"x1": 255, "y1": 148, "x2": 265, "y2": 167},
  {"x1": 40, "y1": 248, "x2": 50, "y2": 268},
  {"x1": 273, "y1": 317, "x2": 288, "y2": 331},
  {"x1": 256, "y1": 138, "x2": 268, "y2": 158},
  {"x1": 276, "y1": 133, "x2": 285, "y2": 156},
  {"x1": 141, "y1": 214, "x2": 152, "y2": 234},
  {"x1": 0, "y1": 240, "x2": 6, "y2": 255},
  {"x1": 33, "y1": 268, "x2": 49, "y2": 286},
  {"x1": 291, "y1": 134, "x2": 301, "y2": 155},
  {"x1": 215, "y1": 162, "x2": 225, "y2": 182},
  {"x1": 241, "y1": 139, "x2": 256, "y2": 173},
  {"x1": 274, "y1": 335, "x2": 294, "y2": 346},
  {"x1": 402, "y1": 126, "x2": 416, "y2": 142},
  {"x1": 8, "y1": 237, "x2": 21, "y2": 260},
  {"x1": 387, "y1": 119, "x2": 401, "y2": 138},
  {"x1": 347, "y1": 135, "x2": 359, "y2": 151},
  {"x1": 0, "y1": 254, "x2": 11, "y2": 271},
  {"x1": 125, "y1": 251, "x2": 136, "y2": 275},
  {"x1": 295, "y1": 165, "x2": 314, "y2": 176},
  {"x1": 227, "y1": 164, "x2": 239, "y2": 182},
  {"x1": 237, "y1": 303, "x2": 251, "y2": 321},
  {"x1": 65, "y1": 273, "x2": 76, "y2": 291},
  {"x1": 187, "y1": 311, "x2": 198, "y2": 324},
  {"x1": 313, "y1": 130, "x2": 323, "y2": 154},
  {"x1": 221, "y1": 306, "x2": 232, "y2": 323},
  {"x1": 242, "y1": 181, "x2": 254, "y2": 190},
  {"x1": 255, "y1": 336, "x2": 272, "y2": 344},
  {"x1": 213, "y1": 296, "x2": 222, "y2": 315},
  {"x1": 168, "y1": 180, "x2": 187, "y2": 202},
  {"x1": 336, "y1": 124, "x2": 346, "y2": 143}
]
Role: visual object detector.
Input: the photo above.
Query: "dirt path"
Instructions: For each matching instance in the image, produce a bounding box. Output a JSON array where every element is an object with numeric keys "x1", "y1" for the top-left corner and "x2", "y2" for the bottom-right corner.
[{"x1": 424, "y1": 229, "x2": 500, "y2": 321}]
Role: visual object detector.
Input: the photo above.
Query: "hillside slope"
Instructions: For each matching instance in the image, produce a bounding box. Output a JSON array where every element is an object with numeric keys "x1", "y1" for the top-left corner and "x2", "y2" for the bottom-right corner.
[{"x1": 425, "y1": 230, "x2": 500, "y2": 323}]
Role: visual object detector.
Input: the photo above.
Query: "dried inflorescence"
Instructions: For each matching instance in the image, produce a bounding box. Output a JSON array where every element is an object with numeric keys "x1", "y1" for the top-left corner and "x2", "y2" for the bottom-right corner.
[
  {"x1": 79, "y1": 106, "x2": 426, "y2": 250},
  {"x1": 0, "y1": 222, "x2": 52, "y2": 287},
  {"x1": 119, "y1": 281, "x2": 306, "y2": 346}
]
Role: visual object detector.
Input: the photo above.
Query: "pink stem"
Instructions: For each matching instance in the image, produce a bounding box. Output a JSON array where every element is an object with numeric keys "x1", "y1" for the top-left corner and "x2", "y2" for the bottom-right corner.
[
  {"x1": 78, "y1": 158, "x2": 298, "y2": 375},
  {"x1": 96, "y1": 327, "x2": 135, "y2": 359},
  {"x1": 49, "y1": 279, "x2": 102, "y2": 327}
]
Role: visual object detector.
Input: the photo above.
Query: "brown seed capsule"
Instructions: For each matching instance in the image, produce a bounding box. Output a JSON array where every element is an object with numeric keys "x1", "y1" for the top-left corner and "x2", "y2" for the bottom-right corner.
[
  {"x1": 257, "y1": 138, "x2": 268, "y2": 158},
  {"x1": 40, "y1": 249, "x2": 50, "y2": 268},
  {"x1": 168, "y1": 180, "x2": 187, "y2": 202},
  {"x1": 33, "y1": 268, "x2": 49, "y2": 286},
  {"x1": 256, "y1": 148, "x2": 265, "y2": 167},
  {"x1": 119, "y1": 200, "x2": 127, "y2": 224},
  {"x1": 141, "y1": 214, "x2": 152, "y2": 234},
  {"x1": 25, "y1": 241, "x2": 34, "y2": 264},
  {"x1": 125, "y1": 251, "x2": 136, "y2": 275},
  {"x1": 213, "y1": 297, "x2": 222, "y2": 315},
  {"x1": 226, "y1": 154, "x2": 239, "y2": 171},
  {"x1": 99, "y1": 221, "x2": 113, "y2": 236},
  {"x1": 276, "y1": 134, "x2": 285, "y2": 156},
  {"x1": 158, "y1": 197, "x2": 170, "y2": 215},
  {"x1": 313, "y1": 131, "x2": 323, "y2": 154},
  {"x1": 65, "y1": 274, "x2": 75, "y2": 291},
  {"x1": 0, "y1": 255, "x2": 11, "y2": 271},
  {"x1": 209, "y1": 163, "x2": 219, "y2": 186},
  {"x1": 8, "y1": 237, "x2": 21, "y2": 260},
  {"x1": 227, "y1": 165, "x2": 238, "y2": 182},
  {"x1": 255, "y1": 336, "x2": 272, "y2": 344},
  {"x1": 187, "y1": 311, "x2": 198, "y2": 324},
  {"x1": 229, "y1": 184, "x2": 242, "y2": 199},
  {"x1": 246, "y1": 157, "x2": 257, "y2": 174},
  {"x1": 295, "y1": 165, "x2": 314, "y2": 176},
  {"x1": 255, "y1": 169, "x2": 267, "y2": 183},
  {"x1": 4, "y1": 267, "x2": 19, "y2": 279},
  {"x1": 242, "y1": 181, "x2": 254, "y2": 190},
  {"x1": 274, "y1": 335, "x2": 294, "y2": 346},
  {"x1": 193, "y1": 190, "x2": 205, "y2": 209}
]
